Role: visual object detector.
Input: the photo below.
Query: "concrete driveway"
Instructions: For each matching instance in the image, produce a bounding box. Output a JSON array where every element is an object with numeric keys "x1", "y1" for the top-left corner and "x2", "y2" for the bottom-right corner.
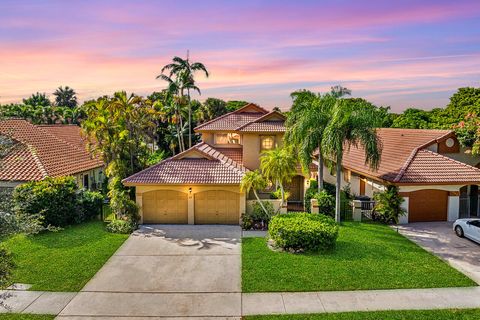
[
  {"x1": 396, "y1": 222, "x2": 480, "y2": 284},
  {"x1": 58, "y1": 225, "x2": 241, "y2": 319}
]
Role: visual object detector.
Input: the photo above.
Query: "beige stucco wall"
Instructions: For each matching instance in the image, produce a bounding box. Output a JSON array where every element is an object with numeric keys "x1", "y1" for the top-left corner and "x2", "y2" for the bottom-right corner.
[
  {"x1": 242, "y1": 133, "x2": 284, "y2": 169},
  {"x1": 321, "y1": 164, "x2": 384, "y2": 198},
  {"x1": 134, "y1": 184, "x2": 246, "y2": 224}
]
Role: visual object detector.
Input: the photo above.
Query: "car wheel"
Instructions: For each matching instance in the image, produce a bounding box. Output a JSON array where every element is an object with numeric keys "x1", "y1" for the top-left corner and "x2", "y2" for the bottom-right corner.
[{"x1": 455, "y1": 225, "x2": 464, "y2": 238}]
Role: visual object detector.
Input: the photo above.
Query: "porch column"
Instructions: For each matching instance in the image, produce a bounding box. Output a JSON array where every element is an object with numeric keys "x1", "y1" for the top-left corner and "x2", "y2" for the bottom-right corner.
[
  {"x1": 187, "y1": 191, "x2": 194, "y2": 225},
  {"x1": 448, "y1": 190, "x2": 460, "y2": 221}
]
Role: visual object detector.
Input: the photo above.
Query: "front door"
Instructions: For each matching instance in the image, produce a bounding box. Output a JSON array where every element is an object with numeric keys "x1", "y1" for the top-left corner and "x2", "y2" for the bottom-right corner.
[
  {"x1": 285, "y1": 175, "x2": 304, "y2": 202},
  {"x1": 360, "y1": 179, "x2": 366, "y2": 196}
]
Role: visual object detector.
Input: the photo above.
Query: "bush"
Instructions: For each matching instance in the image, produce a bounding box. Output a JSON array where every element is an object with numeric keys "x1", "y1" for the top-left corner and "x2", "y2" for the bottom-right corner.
[
  {"x1": 304, "y1": 179, "x2": 318, "y2": 213},
  {"x1": 14, "y1": 177, "x2": 80, "y2": 227},
  {"x1": 270, "y1": 188, "x2": 290, "y2": 201},
  {"x1": 0, "y1": 246, "x2": 14, "y2": 289},
  {"x1": 304, "y1": 180, "x2": 335, "y2": 212},
  {"x1": 268, "y1": 212, "x2": 339, "y2": 252},
  {"x1": 13, "y1": 176, "x2": 106, "y2": 227},
  {"x1": 105, "y1": 219, "x2": 136, "y2": 234},
  {"x1": 78, "y1": 190, "x2": 104, "y2": 220},
  {"x1": 373, "y1": 185, "x2": 406, "y2": 224},
  {"x1": 314, "y1": 190, "x2": 335, "y2": 217},
  {"x1": 242, "y1": 201, "x2": 275, "y2": 230}
]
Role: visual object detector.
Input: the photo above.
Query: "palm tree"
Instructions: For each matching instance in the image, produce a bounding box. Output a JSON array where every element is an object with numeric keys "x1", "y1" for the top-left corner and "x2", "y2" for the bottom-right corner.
[
  {"x1": 285, "y1": 90, "x2": 335, "y2": 192},
  {"x1": 53, "y1": 86, "x2": 77, "y2": 108},
  {"x1": 260, "y1": 147, "x2": 297, "y2": 209},
  {"x1": 322, "y1": 98, "x2": 382, "y2": 222},
  {"x1": 240, "y1": 170, "x2": 269, "y2": 216},
  {"x1": 158, "y1": 53, "x2": 209, "y2": 148}
]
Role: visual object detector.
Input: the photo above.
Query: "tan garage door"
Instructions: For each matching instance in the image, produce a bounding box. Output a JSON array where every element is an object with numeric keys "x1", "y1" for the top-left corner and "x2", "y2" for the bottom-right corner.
[
  {"x1": 142, "y1": 190, "x2": 188, "y2": 224},
  {"x1": 409, "y1": 189, "x2": 448, "y2": 222},
  {"x1": 194, "y1": 190, "x2": 240, "y2": 224}
]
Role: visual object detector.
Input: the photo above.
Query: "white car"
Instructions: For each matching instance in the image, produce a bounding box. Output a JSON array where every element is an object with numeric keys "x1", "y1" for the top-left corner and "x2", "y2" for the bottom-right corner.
[{"x1": 453, "y1": 218, "x2": 480, "y2": 244}]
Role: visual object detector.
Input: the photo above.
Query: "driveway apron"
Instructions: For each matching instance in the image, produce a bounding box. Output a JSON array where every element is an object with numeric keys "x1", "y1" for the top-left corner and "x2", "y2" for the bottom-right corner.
[
  {"x1": 396, "y1": 222, "x2": 480, "y2": 284},
  {"x1": 58, "y1": 225, "x2": 241, "y2": 319}
]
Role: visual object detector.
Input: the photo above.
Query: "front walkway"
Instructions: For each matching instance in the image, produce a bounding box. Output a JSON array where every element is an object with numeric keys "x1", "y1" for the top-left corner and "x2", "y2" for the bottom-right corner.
[
  {"x1": 58, "y1": 224, "x2": 242, "y2": 319},
  {"x1": 395, "y1": 222, "x2": 480, "y2": 284}
]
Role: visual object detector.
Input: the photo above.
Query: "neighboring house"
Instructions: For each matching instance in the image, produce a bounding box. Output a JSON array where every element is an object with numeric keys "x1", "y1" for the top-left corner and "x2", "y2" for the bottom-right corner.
[
  {"x1": 321, "y1": 128, "x2": 480, "y2": 223},
  {"x1": 0, "y1": 119, "x2": 104, "y2": 190},
  {"x1": 123, "y1": 103, "x2": 313, "y2": 225}
]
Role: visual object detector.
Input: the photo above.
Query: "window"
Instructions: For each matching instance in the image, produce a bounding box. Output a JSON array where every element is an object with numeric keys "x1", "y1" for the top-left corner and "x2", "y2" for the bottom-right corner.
[
  {"x1": 343, "y1": 169, "x2": 351, "y2": 183},
  {"x1": 261, "y1": 136, "x2": 275, "y2": 150},
  {"x1": 215, "y1": 133, "x2": 241, "y2": 144}
]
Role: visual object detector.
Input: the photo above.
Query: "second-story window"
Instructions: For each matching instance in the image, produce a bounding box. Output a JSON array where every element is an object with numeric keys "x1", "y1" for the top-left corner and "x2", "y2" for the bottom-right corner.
[
  {"x1": 261, "y1": 136, "x2": 275, "y2": 150},
  {"x1": 215, "y1": 132, "x2": 241, "y2": 144}
]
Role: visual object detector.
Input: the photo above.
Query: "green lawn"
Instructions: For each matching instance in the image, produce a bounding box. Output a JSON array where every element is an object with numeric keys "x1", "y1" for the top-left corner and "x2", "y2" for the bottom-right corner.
[
  {"x1": 245, "y1": 309, "x2": 480, "y2": 320},
  {"x1": 243, "y1": 222, "x2": 476, "y2": 292},
  {"x1": 2, "y1": 221, "x2": 128, "y2": 292},
  {"x1": 0, "y1": 315, "x2": 54, "y2": 320}
]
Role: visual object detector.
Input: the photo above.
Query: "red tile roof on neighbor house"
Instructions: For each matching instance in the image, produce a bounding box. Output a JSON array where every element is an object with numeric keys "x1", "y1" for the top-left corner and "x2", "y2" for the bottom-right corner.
[
  {"x1": 0, "y1": 119, "x2": 103, "y2": 182},
  {"x1": 123, "y1": 142, "x2": 248, "y2": 185},
  {"x1": 194, "y1": 103, "x2": 285, "y2": 133},
  {"x1": 397, "y1": 149, "x2": 480, "y2": 184},
  {"x1": 342, "y1": 128, "x2": 480, "y2": 184}
]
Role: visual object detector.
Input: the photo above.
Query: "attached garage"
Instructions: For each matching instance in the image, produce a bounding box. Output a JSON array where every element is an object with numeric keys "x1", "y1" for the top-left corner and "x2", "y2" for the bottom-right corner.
[
  {"x1": 142, "y1": 190, "x2": 188, "y2": 224},
  {"x1": 122, "y1": 142, "x2": 248, "y2": 225},
  {"x1": 408, "y1": 189, "x2": 448, "y2": 222},
  {"x1": 194, "y1": 190, "x2": 240, "y2": 224}
]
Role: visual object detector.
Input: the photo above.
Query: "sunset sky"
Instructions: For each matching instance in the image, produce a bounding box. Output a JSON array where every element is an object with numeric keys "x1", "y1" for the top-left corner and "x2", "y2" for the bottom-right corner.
[{"x1": 1, "y1": 0, "x2": 479, "y2": 112}]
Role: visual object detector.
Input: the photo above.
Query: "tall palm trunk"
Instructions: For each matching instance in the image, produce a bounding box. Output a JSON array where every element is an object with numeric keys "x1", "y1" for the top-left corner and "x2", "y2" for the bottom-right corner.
[
  {"x1": 335, "y1": 154, "x2": 342, "y2": 223},
  {"x1": 318, "y1": 142, "x2": 324, "y2": 191},
  {"x1": 253, "y1": 190, "x2": 269, "y2": 216},
  {"x1": 187, "y1": 88, "x2": 192, "y2": 148},
  {"x1": 279, "y1": 181, "x2": 286, "y2": 210}
]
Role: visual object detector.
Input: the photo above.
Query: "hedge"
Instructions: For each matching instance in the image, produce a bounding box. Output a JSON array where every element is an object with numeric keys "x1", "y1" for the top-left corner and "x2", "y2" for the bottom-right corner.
[
  {"x1": 13, "y1": 176, "x2": 104, "y2": 227},
  {"x1": 268, "y1": 212, "x2": 339, "y2": 252}
]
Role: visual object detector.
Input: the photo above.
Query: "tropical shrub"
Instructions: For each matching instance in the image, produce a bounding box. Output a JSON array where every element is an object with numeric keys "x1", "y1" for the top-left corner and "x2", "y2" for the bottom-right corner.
[
  {"x1": 105, "y1": 219, "x2": 136, "y2": 234},
  {"x1": 268, "y1": 213, "x2": 339, "y2": 252},
  {"x1": 373, "y1": 185, "x2": 406, "y2": 224},
  {"x1": 13, "y1": 177, "x2": 80, "y2": 226},
  {"x1": 304, "y1": 179, "x2": 335, "y2": 212},
  {"x1": 314, "y1": 190, "x2": 335, "y2": 217},
  {"x1": 242, "y1": 201, "x2": 275, "y2": 230},
  {"x1": 78, "y1": 190, "x2": 104, "y2": 220},
  {"x1": 304, "y1": 179, "x2": 318, "y2": 213},
  {"x1": 13, "y1": 176, "x2": 105, "y2": 227},
  {"x1": 270, "y1": 188, "x2": 290, "y2": 201}
]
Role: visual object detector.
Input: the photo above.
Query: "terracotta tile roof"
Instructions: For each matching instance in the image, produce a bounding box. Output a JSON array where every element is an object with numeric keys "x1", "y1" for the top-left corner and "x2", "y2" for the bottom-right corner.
[
  {"x1": 194, "y1": 103, "x2": 270, "y2": 131},
  {"x1": 238, "y1": 121, "x2": 286, "y2": 132},
  {"x1": 214, "y1": 147, "x2": 243, "y2": 164},
  {"x1": 397, "y1": 149, "x2": 480, "y2": 184},
  {"x1": 123, "y1": 142, "x2": 248, "y2": 185},
  {"x1": 341, "y1": 128, "x2": 456, "y2": 182},
  {"x1": 0, "y1": 119, "x2": 103, "y2": 181},
  {"x1": 37, "y1": 125, "x2": 88, "y2": 150}
]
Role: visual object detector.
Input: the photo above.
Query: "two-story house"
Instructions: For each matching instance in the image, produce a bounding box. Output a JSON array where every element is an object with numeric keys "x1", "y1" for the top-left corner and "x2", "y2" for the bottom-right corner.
[
  {"x1": 124, "y1": 103, "x2": 480, "y2": 226},
  {"x1": 123, "y1": 103, "x2": 311, "y2": 224}
]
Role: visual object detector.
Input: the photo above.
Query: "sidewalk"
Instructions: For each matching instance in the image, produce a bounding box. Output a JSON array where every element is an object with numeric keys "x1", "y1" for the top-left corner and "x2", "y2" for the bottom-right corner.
[
  {"x1": 242, "y1": 286, "x2": 480, "y2": 316},
  {"x1": 0, "y1": 289, "x2": 76, "y2": 314},
  {"x1": 3, "y1": 286, "x2": 480, "y2": 317}
]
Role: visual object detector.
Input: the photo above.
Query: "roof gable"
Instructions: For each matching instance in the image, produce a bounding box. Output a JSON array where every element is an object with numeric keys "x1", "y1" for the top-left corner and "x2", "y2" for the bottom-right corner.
[
  {"x1": 397, "y1": 149, "x2": 480, "y2": 184},
  {"x1": 194, "y1": 103, "x2": 269, "y2": 132},
  {"x1": 341, "y1": 128, "x2": 458, "y2": 183},
  {"x1": 123, "y1": 142, "x2": 248, "y2": 185}
]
